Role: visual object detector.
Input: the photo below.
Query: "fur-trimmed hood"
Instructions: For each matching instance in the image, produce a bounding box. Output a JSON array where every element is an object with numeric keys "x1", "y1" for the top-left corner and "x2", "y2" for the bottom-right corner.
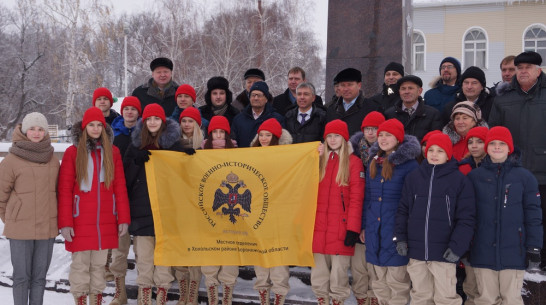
[
  {"x1": 250, "y1": 128, "x2": 293, "y2": 146},
  {"x1": 442, "y1": 120, "x2": 489, "y2": 145},
  {"x1": 71, "y1": 120, "x2": 114, "y2": 151},
  {"x1": 368, "y1": 134, "x2": 421, "y2": 166},
  {"x1": 130, "y1": 118, "x2": 181, "y2": 149}
]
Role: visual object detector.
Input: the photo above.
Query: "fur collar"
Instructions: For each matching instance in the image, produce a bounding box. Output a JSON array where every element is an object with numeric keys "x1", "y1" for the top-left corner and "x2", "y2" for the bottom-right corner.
[
  {"x1": 71, "y1": 121, "x2": 114, "y2": 151},
  {"x1": 496, "y1": 71, "x2": 546, "y2": 96},
  {"x1": 131, "y1": 118, "x2": 181, "y2": 148},
  {"x1": 443, "y1": 120, "x2": 489, "y2": 144},
  {"x1": 250, "y1": 129, "x2": 293, "y2": 146},
  {"x1": 368, "y1": 134, "x2": 421, "y2": 166}
]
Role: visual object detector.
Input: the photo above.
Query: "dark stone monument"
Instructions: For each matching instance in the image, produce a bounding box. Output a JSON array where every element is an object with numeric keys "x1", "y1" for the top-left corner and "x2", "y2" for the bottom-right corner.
[{"x1": 325, "y1": 0, "x2": 412, "y2": 100}]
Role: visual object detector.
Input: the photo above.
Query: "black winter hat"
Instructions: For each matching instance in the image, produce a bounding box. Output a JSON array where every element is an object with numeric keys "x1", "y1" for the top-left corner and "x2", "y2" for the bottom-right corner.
[
  {"x1": 439, "y1": 57, "x2": 461, "y2": 77},
  {"x1": 397, "y1": 75, "x2": 423, "y2": 88},
  {"x1": 244, "y1": 68, "x2": 265, "y2": 80},
  {"x1": 150, "y1": 57, "x2": 173, "y2": 71},
  {"x1": 384, "y1": 62, "x2": 405, "y2": 76},
  {"x1": 461, "y1": 66, "x2": 486, "y2": 87},
  {"x1": 514, "y1": 51, "x2": 542, "y2": 66},
  {"x1": 207, "y1": 76, "x2": 230, "y2": 92},
  {"x1": 249, "y1": 81, "x2": 269, "y2": 97},
  {"x1": 334, "y1": 68, "x2": 362, "y2": 83}
]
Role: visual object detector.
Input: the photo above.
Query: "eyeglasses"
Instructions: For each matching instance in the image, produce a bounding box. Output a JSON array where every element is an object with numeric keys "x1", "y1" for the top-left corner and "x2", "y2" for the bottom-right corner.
[
  {"x1": 250, "y1": 93, "x2": 265, "y2": 98},
  {"x1": 441, "y1": 65, "x2": 455, "y2": 70},
  {"x1": 363, "y1": 127, "x2": 378, "y2": 133}
]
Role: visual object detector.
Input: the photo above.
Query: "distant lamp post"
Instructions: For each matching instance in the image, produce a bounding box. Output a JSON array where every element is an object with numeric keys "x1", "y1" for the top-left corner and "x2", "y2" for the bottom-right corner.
[{"x1": 124, "y1": 22, "x2": 129, "y2": 97}]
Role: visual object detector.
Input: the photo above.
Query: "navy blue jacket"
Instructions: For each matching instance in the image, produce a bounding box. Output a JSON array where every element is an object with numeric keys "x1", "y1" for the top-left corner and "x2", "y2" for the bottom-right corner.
[
  {"x1": 395, "y1": 159, "x2": 476, "y2": 262},
  {"x1": 363, "y1": 135, "x2": 421, "y2": 266},
  {"x1": 467, "y1": 152, "x2": 543, "y2": 270},
  {"x1": 424, "y1": 79, "x2": 460, "y2": 113},
  {"x1": 231, "y1": 103, "x2": 285, "y2": 147}
]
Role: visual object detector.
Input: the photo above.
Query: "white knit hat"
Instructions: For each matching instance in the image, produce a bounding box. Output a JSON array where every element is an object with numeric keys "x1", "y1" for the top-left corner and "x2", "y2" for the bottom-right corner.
[{"x1": 21, "y1": 112, "x2": 48, "y2": 133}]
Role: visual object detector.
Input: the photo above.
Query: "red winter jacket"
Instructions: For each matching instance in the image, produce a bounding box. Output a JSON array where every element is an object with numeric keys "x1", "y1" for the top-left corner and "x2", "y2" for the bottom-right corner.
[
  {"x1": 313, "y1": 153, "x2": 365, "y2": 256},
  {"x1": 58, "y1": 142, "x2": 130, "y2": 253}
]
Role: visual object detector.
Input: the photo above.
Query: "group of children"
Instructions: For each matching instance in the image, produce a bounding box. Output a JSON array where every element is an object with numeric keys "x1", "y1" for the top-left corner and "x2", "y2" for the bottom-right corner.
[{"x1": 0, "y1": 84, "x2": 542, "y2": 305}]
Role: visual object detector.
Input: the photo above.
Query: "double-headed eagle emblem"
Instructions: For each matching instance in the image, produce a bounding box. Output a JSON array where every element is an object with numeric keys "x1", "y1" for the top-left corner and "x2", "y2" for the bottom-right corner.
[{"x1": 213, "y1": 172, "x2": 252, "y2": 223}]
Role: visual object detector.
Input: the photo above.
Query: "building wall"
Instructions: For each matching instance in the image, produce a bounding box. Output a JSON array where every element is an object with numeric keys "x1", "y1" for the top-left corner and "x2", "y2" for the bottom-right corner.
[{"x1": 413, "y1": 1, "x2": 546, "y2": 92}]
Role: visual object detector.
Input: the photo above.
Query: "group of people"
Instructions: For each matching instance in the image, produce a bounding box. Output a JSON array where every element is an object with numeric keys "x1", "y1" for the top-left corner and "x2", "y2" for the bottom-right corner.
[{"x1": 0, "y1": 50, "x2": 544, "y2": 305}]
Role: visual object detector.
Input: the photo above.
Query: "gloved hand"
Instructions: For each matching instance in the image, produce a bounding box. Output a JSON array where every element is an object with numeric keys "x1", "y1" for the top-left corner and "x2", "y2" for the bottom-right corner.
[
  {"x1": 396, "y1": 241, "x2": 408, "y2": 256},
  {"x1": 443, "y1": 248, "x2": 460, "y2": 263},
  {"x1": 118, "y1": 223, "x2": 129, "y2": 236},
  {"x1": 527, "y1": 248, "x2": 541, "y2": 271},
  {"x1": 344, "y1": 230, "x2": 360, "y2": 247},
  {"x1": 61, "y1": 227, "x2": 75, "y2": 242},
  {"x1": 134, "y1": 150, "x2": 151, "y2": 165},
  {"x1": 183, "y1": 148, "x2": 196, "y2": 155}
]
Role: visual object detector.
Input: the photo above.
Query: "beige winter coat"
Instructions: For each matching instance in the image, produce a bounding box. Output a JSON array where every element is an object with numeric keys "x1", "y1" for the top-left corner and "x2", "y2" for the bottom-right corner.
[{"x1": 0, "y1": 125, "x2": 60, "y2": 239}]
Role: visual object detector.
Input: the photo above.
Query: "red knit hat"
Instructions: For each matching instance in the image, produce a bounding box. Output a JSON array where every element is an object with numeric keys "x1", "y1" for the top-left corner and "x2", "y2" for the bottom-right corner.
[
  {"x1": 425, "y1": 133, "x2": 453, "y2": 159},
  {"x1": 485, "y1": 126, "x2": 513, "y2": 155},
  {"x1": 176, "y1": 84, "x2": 197, "y2": 102},
  {"x1": 81, "y1": 107, "x2": 106, "y2": 130},
  {"x1": 179, "y1": 107, "x2": 202, "y2": 126},
  {"x1": 324, "y1": 119, "x2": 349, "y2": 141},
  {"x1": 92, "y1": 87, "x2": 113, "y2": 107},
  {"x1": 361, "y1": 111, "x2": 385, "y2": 130},
  {"x1": 142, "y1": 103, "x2": 166, "y2": 123},
  {"x1": 208, "y1": 116, "x2": 230, "y2": 135},
  {"x1": 377, "y1": 119, "x2": 405, "y2": 143},
  {"x1": 421, "y1": 130, "x2": 442, "y2": 145},
  {"x1": 258, "y1": 118, "x2": 282, "y2": 138},
  {"x1": 466, "y1": 126, "x2": 488, "y2": 143},
  {"x1": 121, "y1": 96, "x2": 142, "y2": 115}
]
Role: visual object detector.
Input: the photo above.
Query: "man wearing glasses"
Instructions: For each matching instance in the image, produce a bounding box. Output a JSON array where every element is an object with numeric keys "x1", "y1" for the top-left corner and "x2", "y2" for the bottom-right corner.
[
  {"x1": 231, "y1": 81, "x2": 285, "y2": 147},
  {"x1": 424, "y1": 57, "x2": 461, "y2": 113}
]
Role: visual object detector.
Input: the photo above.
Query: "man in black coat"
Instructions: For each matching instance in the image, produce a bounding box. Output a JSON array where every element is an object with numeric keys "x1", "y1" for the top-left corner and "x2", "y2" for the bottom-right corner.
[
  {"x1": 368, "y1": 62, "x2": 404, "y2": 113},
  {"x1": 131, "y1": 57, "x2": 179, "y2": 117},
  {"x1": 442, "y1": 66, "x2": 494, "y2": 125},
  {"x1": 285, "y1": 82, "x2": 326, "y2": 143},
  {"x1": 232, "y1": 68, "x2": 266, "y2": 111},
  {"x1": 326, "y1": 68, "x2": 380, "y2": 136},
  {"x1": 385, "y1": 75, "x2": 443, "y2": 142},
  {"x1": 272, "y1": 66, "x2": 324, "y2": 116}
]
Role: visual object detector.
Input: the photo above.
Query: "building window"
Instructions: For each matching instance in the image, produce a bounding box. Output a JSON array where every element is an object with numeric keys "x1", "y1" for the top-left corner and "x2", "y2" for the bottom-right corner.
[
  {"x1": 523, "y1": 24, "x2": 546, "y2": 65},
  {"x1": 463, "y1": 28, "x2": 487, "y2": 69},
  {"x1": 413, "y1": 31, "x2": 425, "y2": 71}
]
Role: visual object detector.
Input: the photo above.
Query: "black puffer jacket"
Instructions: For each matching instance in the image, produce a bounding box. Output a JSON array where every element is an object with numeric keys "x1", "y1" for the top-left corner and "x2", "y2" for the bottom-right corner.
[
  {"x1": 124, "y1": 118, "x2": 184, "y2": 236},
  {"x1": 285, "y1": 106, "x2": 327, "y2": 143},
  {"x1": 368, "y1": 84, "x2": 400, "y2": 114},
  {"x1": 385, "y1": 97, "x2": 443, "y2": 142},
  {"x1": 489, "y1": 72, "x2": 546, "y2": 184}
]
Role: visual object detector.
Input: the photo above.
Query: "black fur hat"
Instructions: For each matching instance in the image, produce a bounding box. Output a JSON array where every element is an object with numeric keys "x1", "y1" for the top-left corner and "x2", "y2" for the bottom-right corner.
[
  {"x1": 334, "y1": 68, "x2": 362, "y2": 83},
  {"x1": 150, "y1": 57, "x2": 173, "y2": 71}
]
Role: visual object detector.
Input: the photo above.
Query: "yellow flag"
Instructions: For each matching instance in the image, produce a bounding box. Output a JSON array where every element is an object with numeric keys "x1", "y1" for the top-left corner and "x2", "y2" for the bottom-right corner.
[{"x1": 145, "y1": 142, "x2": 319, "y2": 267}]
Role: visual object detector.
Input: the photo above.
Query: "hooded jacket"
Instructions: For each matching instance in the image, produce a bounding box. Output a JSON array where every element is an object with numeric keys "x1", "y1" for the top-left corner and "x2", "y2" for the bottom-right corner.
[
  {"x1": 124, "y1": 118, "x2": 184, "y2": 236},
  {"x1": 313, "y1": 146, "x2": 365, "y2": 256},
  {"x1": 285, "y1": 105, "x2": 327, "y2": 143},
  {"x1": 349, "y1": 132, "x2": 373, "y2": 168},
  {"x1": 363, "y1": 135, "x2": 420, "y2": 266},
  {"x1": 384, "y1": 97, "x2": 443, "y2": 142},
  {"x1": 424, "y1": 77, "x2": 460, "y2": 113},
  {"x1": 131, "y1": 78, "x2": 179, "y2": 117},
  {"x1": 0, "y1": 125, "x2": 59, "y2": 240},
  {"x1": 111, "y1": 116, "x2": 136, "y2": 158},
  {"x1": 395, "y1": 159, "x2": 476, "y2": 262},
  {"x1": 231, "y1": 103, "x2": 285, "y2": 148},
  {"x1": 467, "y1": 152, "x2": 543, "y2": 270},
  {"x1": 58, "y1": 123, "x2": 130, "y2": 252},
  {"x1": 489, "y1": 72, "x2": 546, "y2": 184},
  {"x1": 249, "y1": 128, "x2": 293, "y2": 146}
]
